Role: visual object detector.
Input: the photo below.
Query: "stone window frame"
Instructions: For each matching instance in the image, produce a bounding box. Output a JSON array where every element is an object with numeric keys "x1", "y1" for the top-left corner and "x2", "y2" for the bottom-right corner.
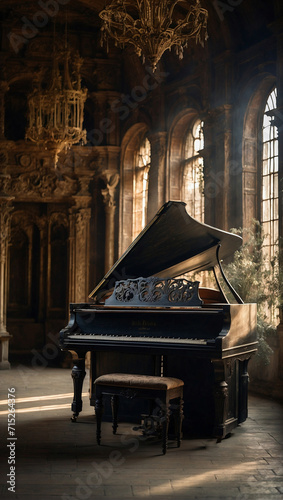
[
  {"x1": 132, "y1": 136, "x2": 151, "y2": 241},
  {"x1": 261, "y1": 87, "x2": 279, "y2": 263},
  {"x1": 242, "y1": 78, "x2": 279, "y2": 324},
  {"x1": 242, "y1": 76, "x2": 277, "y2": 231},
  {"x1": 182, "y1": 118, "x2": 205, "y2": 222},
  {"x1": 119, "y1": 122, "x2": 149, "y2": 254},
  {"x1": 167, "y1": 109, "x2": 204, "y2": 216}
]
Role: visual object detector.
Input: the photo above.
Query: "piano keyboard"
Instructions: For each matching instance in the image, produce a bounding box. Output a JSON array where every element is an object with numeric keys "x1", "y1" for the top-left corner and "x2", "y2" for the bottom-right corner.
[{"x1": 68, "y1": 334, "x2": 210, "y2": 345}]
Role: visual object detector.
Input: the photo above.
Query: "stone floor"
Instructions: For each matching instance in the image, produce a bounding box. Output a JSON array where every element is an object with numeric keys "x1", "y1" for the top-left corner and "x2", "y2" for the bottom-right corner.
[{"x1": 0, "y1": 365, "x2": 283, "y2": 500}]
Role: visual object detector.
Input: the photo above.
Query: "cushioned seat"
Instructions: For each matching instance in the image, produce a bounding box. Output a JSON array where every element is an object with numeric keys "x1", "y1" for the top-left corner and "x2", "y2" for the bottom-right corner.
[
  {"x1": 94, "y1": 373, "x2": 184, "y2": 390},
  {"x1": 94, "y1": 373, "x2": 184, "y2": 455}
]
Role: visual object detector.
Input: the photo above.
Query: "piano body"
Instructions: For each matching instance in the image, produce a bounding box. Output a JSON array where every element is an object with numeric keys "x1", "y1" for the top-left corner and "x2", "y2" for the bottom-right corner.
[{"x1": 60, "y1": 201, "x2": 257, "y2": 439}]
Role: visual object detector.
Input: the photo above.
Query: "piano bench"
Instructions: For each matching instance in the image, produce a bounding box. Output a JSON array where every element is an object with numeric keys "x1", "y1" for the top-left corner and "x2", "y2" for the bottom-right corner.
[{"x1": 94, "y1": 373, "x2": 184, "y2": 455}]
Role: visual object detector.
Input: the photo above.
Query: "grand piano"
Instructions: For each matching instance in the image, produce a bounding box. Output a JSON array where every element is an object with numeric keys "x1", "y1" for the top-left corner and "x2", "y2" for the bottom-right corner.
[{"x1": 60, "y1": 201, "x2": 257, "y2": 439}]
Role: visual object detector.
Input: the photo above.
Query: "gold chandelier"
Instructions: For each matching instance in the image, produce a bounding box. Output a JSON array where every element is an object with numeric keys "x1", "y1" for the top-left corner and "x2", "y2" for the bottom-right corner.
[
  {"x1": 25, "y1": 45, "x2": 87, "y2": 168},
  {"x1": 99, "y1": 0, "x2": 208, "y2": 72}
]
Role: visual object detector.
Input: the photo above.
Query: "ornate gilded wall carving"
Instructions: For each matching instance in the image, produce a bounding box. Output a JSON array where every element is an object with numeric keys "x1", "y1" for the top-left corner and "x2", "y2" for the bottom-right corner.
[{"x1": 6, "y1": 168, "x2": 78, "y2": 199}]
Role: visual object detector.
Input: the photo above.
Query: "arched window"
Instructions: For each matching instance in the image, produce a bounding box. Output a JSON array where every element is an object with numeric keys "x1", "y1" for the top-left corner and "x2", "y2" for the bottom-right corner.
[
  {"x1": 183, "y1": 119, "x2": 204, "y2": 222},
  {"x1": 261, "y1": 88, "x2": 279, "y2": 261},
  {"x1": 242, "y1": 81, "x2": 279, "y2": 325},
  {"x1": 133, "y1": 136, "x2": 151, "y2": 240}
]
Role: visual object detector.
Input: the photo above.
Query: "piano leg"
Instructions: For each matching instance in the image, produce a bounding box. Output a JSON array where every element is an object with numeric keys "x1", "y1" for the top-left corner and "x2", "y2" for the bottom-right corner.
[
  {"x1": 212, "y1": 360, "x2": 229, "y2": 441},
  {"x1": 238, "y1": 358, "x2": 250, "y2": 423},
  {"x1": 212, "y1": 357, "x2": 251, "y2": 440},
  {"x1": 70, "y1": 354, "x2": 86, "y2": 422}
]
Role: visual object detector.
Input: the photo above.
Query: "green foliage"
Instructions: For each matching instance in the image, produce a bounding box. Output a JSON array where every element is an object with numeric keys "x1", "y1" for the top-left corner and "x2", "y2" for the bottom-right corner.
[{"x1": 224, "y1": 221, "x2": 282, "y2": 365}]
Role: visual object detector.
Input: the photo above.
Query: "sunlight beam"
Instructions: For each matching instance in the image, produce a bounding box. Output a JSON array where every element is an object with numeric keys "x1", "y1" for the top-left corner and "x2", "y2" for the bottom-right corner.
[{"x1": 0, "y1": 392, "x2": 88, "y2": 406}]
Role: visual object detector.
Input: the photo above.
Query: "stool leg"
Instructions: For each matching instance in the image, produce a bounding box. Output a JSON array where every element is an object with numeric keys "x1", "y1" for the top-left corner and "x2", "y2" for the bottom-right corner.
[
  {"x1": 161, "y1": 403, "x2": 170, "y2": 455},
  {"x1": 95, "y1": 395, "x2": 103, "y2": 445},
  {"x1": 172, "y1": 397, "x2": 183, "y2": 448},
  {"x1": 111, "y1": 395, "x2": 119, "y2": 434}
]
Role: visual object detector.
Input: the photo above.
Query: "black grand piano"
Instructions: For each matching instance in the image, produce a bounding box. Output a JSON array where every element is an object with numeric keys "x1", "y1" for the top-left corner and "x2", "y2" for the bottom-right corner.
[{"x1": 60, "y1": 201, "x2": 257, "y2": 439}]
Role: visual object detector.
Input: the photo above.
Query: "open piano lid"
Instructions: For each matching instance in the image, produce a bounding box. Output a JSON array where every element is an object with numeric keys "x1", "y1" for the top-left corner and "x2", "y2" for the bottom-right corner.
[{"x1": 89, "y1": 201, "x2": 242, "y2": 302}]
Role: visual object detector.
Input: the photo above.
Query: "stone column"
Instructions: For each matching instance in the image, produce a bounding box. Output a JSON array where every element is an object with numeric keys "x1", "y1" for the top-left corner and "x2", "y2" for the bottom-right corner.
[
  {"x1": 0, "y1": 187, "x2": 14, "y2": 369},
  {"x1": 208, "y1": 50, "x2": 236, "y2": 230},
  {"x1": 202, "y1": 111, "x2": 216, "y2": 227},
  {"x1": 100, "y1": 171, "x2": 119, "y2": 273},
  {"x1": 206, "y1": 105, "x2": 233, "y2": 231},
  {"x1": 90, "y1": 91, "x2": 121, "y2": 147},
  {"x1": 147, "y1": 131, "x2": 167, "y2": 221},
  {"x1": 69, "y1": 179, "x2": 91, "y2": 303}
]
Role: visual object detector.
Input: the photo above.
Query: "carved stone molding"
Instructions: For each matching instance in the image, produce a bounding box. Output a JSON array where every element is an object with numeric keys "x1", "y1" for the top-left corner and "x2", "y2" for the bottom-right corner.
[
  {"x1": 49, "y1": 211, "x2": 69, "y2": 230},
  {"x1": 5, "y1": 168, "x2": 78, "y2": 199},
  {"x1": 75, "y1": 209, "x2": 91, "y2": 239},
  {"x1": 0, "y1": 151, "x2": 8, "y2": 167},
  {"x1": 72, "y1": 194, "x2": 92, "y2": 210},
  {"x1": 100, "y1": 170, "x2": 119, "y2": 208},
  {"x1": 0, "y1": 171, "x2": 10, "y2": 200},
  {"x1": 11, "y1": 209, "x2": 47, "y2": 234},
  {"x1": 16, "y1": 153, "x2": 33, "y2": 168},
  {"x1": 77, "y1": 177, "x2": 91, "y2": 197},
  {"x1": 0, "y1": 197, "x2": 14, "y2": 264}
]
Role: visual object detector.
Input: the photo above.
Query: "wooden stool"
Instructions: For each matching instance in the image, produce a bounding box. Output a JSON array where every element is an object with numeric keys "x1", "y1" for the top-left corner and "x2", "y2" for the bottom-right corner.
[{"x1": 94, "y1": 373, "x2": 184, "y2": 455}]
